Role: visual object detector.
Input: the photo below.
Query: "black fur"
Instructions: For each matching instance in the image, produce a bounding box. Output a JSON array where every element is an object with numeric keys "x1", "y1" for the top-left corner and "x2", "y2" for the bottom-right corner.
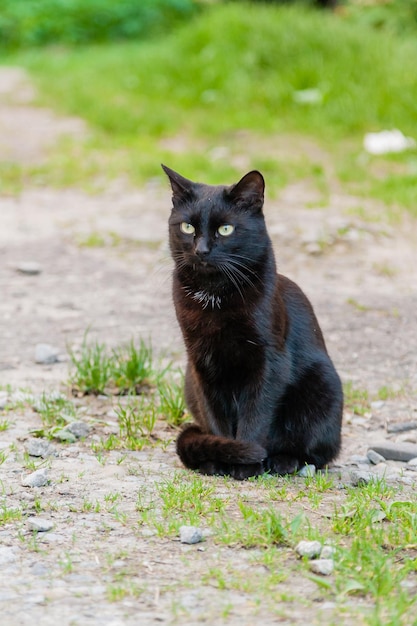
[{"x1": 163, "y1": 164, "x2": 343, "y2": 479}]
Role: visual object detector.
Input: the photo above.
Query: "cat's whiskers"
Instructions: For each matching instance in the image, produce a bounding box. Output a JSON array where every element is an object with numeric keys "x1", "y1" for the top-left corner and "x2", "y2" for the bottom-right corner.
[
  {"x1": 222, "y1": 259, "x2": 258, "y2": 291},
  {"x1": 218, "y1": 262, "x2": 245, "y2": 302}
]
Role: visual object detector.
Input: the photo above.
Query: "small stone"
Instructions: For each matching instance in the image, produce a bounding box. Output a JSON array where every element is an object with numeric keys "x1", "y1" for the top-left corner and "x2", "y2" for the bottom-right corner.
[
  {"x1": 25, "y1": 438, "x2": 53, "y2": 458},
  {"x1": 310, "y1": 558, "x2": 334, "y2": 576},
  {"x1": 367, "y1": 449, "x2": 386, "y2": 465},
  {"x1": 386, "y1": 421, "x2": 417, "y2": 434},
  {"x1": 35, "y1": 343, "x2": 60, "y2": 364},
  {"x1": 21, "y1": 468, "x2": 49, "y2": 488},
  {"x1": 350, "y1": 455, "x2": 370, "y2": 465},
  {"x1": 350, "y1": 470, "x2": 372, "y2": 486},
  {"x1": 54, "y1": 429, "x2": 77, "y2": 443},
  {"x1": 371, "y1": 441, "x2": 417, "y2": 462},
  {"x1": 320, "y1": 546, "x2": 336, "y2": 559},
  {"x1": 67, "y1": 422, "x2": 91, "y2": 439},
  {"x1": 295, "y1": 540, "x2": 322, "y2": 559},
  {"x1": 400, "y1": 476, "x2": 414, "y2": 486},
  {"x1": 16, "y1": 261, "x2": 42, "y2": 275},
  {"x1": 298, "y1": 464, "x2": 316, "y2": 478},
  {"x1": 0, "y1": 547, "x2": 17, "y2": 565},
  {"x1": 408, "y1": 457, "x2": 417, "y2": 467},
  {"x1": 179, "y1": 526, "x2": 203, "y2": 545},
  {"x1": 27, "y1": 517, "x2": 54, "y2": 532}
]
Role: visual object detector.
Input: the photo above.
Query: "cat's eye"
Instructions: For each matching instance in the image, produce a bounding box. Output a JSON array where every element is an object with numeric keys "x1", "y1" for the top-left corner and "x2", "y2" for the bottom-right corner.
[
  {"x1": 218, "y1": 224, "x2": 235, "y2": 237},
  {"x1": 180, "y1": 222, "x2": 195, "y2": 235}
]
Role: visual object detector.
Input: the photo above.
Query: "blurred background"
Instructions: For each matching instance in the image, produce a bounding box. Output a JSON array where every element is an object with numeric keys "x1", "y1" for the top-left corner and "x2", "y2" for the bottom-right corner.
[{"x1": 0, "y1": 0, "x2": 416, "y2": 211}]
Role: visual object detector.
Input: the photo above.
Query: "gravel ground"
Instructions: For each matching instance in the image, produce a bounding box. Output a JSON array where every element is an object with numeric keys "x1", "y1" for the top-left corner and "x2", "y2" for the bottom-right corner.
[{"x1": 0, "y1": 67, "x2": 416, "y2": 626}]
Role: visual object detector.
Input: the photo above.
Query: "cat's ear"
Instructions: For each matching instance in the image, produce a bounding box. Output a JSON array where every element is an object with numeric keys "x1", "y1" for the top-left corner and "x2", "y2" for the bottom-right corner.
[
  {"x1": 227, "y1": 170, "x2": 265, "y2": 212},
  {"x1": 161, "y1": 164, "x2": 195, "y2": 204}
]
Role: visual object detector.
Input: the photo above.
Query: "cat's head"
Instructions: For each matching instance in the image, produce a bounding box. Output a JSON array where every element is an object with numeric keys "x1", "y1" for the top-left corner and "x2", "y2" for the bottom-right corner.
[{"x1": 163, "y1": 165, "x2": 270, "y2": 294}]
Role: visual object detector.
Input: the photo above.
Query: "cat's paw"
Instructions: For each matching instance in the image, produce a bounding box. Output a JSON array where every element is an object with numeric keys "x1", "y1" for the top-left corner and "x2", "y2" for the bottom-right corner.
[
  {"x1": 198, "y1": 461, "x2": 228, "y2": 476},
  {"x1": 264, "y1": 455, "x2": 299, "y2": 475},
  {"x1": 230, "y1": 462, "x2": 265, "y2": 481},
  {"x1": 198, "y1": 460, "x2": 264, "y2": 480}
]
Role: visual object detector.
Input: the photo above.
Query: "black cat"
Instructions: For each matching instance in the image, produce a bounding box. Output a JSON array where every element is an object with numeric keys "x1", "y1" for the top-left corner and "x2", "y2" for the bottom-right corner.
[{"x1": 163, "y1": 164, "x2": 343, "y2": 480}]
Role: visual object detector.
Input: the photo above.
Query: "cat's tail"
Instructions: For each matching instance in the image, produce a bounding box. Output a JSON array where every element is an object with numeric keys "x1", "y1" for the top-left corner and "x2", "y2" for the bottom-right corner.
[{"x1": 176, "y1": 424, "x2": 267, "y2": 470}]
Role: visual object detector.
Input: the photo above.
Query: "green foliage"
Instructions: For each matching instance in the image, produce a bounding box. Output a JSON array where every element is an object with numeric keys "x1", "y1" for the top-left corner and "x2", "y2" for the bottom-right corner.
[
  {"x1": 219, "y1": 502, "x2": 289, "y2": 548},
  {"x1": 31, "y1": 392, "x2": 78, "y2": 440},
  {"x1": 115, "y1": 396, "x2": 157, "y2": 449},
  {"x1": 157, "y1": 376, "x2": 188, "y2": 426},
  {"x1": 69, "y1": 335, "x2": 156, "y2": 395},
  {"x1": 346, "y1": 0, "x2": 417, "y2": 37},
  {"x1": 0, "y1": 0, "x2": 200, "y2": 49},
  {"x1": 343, "y1": 381, "x2": 371, "y2": 416},
  {"x1": 9, "y1": 1, "x2": 417, "y2": 213},
  {"x1": 69, "y1": 337, "x2": 112, "y2": 394},
  {"x1": 112, "y1": 339, "x2": 154, "y2": 394}
]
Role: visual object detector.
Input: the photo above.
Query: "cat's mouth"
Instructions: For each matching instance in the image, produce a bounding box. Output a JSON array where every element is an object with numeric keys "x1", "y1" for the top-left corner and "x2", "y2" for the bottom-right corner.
[{"x1": 194, "y1": 262, "x2": 220, "y2": 275}]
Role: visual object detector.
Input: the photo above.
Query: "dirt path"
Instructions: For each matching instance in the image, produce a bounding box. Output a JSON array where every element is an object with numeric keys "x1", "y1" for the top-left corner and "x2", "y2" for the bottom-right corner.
[{"x1": 1, "y1": 68, "x2": 416, "y2": 626}]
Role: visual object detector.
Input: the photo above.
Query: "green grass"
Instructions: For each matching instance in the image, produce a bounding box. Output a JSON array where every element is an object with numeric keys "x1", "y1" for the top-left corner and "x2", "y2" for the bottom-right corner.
[
  {"x1": 0, "y1": 0, "x2": 200, "y2": 49},
  {"x1": 68, "y1": 335, "x2": 157, "y2": 395},
  {"x1": 132, "y1": 470, "x2": 417, "y2": 623},
  {"x1": 114, "y1": 396, "x2": 157, "y2": 450},
  {"x1": 2, "y1": 3, "x2": 417, "y2": 212}
]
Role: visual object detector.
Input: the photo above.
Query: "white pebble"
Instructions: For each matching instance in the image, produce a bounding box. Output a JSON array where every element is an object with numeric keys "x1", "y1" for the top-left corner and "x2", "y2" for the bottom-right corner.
[
  {"x1": 320, "y1": 545, "x2": 336, "y2": 559},
  {"x1": 21, "y1": 468, "x2": 49, "y2": 488},
  {"x1": 35, "y1": 343, "x2": 60, "y2": 364},
  {"x1": 310, "y1": 558, "x2": 334, "y2": 576},
  {"x1": 16, "y1": 261, "x2": 42, "y2": 275},
  {"x1": 295, "y1": 540, "x2": 322, "y2": 559},
  {"x1": 27, "y1": 517, "x2": 54, "y2": 532},
  {"x1": 298, "y1": 464, "x2": 316, "y2": 478},
  {"x1": 179, "y1": 526, "x2": 203, "y2": 545}
]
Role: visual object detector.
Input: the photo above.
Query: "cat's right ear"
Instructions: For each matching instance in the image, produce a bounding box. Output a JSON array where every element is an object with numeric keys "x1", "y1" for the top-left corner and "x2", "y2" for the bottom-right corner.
[
  {"x1": 161, "y1": 164, "x2": 195, "y2": 204},
  {"x1": 227, "y1": 170, "x2": 265, "y2": 212}
]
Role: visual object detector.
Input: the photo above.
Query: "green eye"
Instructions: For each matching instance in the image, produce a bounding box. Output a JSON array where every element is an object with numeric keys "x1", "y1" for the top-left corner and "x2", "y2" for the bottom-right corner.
[
  {"x1": 218, "y1": 224, "x2": 234, "y2": 237},
  {"x1": 180, "y1": 222, "x2": 195, "y2": 235}
]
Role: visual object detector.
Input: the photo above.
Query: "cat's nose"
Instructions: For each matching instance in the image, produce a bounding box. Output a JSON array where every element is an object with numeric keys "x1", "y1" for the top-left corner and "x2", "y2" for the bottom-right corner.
[{"x1": 195, "y1": 237, "x2": 210, "y2": 258}]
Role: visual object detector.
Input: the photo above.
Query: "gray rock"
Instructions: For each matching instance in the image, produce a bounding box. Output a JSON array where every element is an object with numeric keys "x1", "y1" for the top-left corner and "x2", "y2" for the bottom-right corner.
[
  {"x1": 27, "y1": 517, "x2": 54, "y2": 532},
  {"x1": 54, "y1": 429, "x2": 77, "y2": 443},
  {"x1": 16, "y1": 261, "x2": 42, "y2": 275},
  {"x1": 367, "y1": 449, "x2": 386, "y2": 465},
  {"x1": 320, "y1": 546, "x2": 336, "y2": 559},
  {"x1": 350, "y1": 470, "x2": 373, "y2": 486},
  {"x1": 0, "y1": 547, "x2": 17, "y2": 565},
  {"x1": 21, "y1": 468, "x2": 49, "y2": 488},
  {"x1": 408, "y1": 457, "x2": 417, "y2": 467},
  {"x1": 295, "y1": 540, "x2": 322, "y2": 559},
  {"x1": 400, "y1": 476, "x2": 415, "y2": 486},
  {"x1": 371, "y1": 441, "x2": 417, "y2": 462},
  {"x1": 298, "y1": 464, "x2": 316, "y2": 478},
  {"x1": 25, "y1": 438, "x2": 53, "y2": 458},
  {"x1": 35, "y1": 343, "x2": 60, "y2": 364},
  {"x1": 350, "y1": 455, "x2": 370, "y2": 465},
  {"x1": 67, "y1": 421, "x2": 91, "y2": 439},
  {"x1": 386, "y1": 421, "x2": 417, "y2": 434},
  {"x1": 179, "y1": 526, "x2": 203, "y2": 545},
  {"x1": 310, "y1": 558, "x2": 334, "y2": 576}
]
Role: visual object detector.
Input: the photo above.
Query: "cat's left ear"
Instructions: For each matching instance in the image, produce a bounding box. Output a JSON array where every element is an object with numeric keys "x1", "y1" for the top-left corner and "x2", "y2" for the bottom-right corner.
[
  {"x1": 227, "y1": 170, "x2": 265, "y2": 212},
  {"x1": 161, "y1": 164, "x2": 195, "y2": 204}
]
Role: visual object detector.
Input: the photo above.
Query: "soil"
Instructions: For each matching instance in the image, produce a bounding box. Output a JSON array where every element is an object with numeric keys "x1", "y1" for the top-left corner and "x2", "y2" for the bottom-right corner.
[{"x1": 0, "y1": 67, "x2": 416, "y2": 626}]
